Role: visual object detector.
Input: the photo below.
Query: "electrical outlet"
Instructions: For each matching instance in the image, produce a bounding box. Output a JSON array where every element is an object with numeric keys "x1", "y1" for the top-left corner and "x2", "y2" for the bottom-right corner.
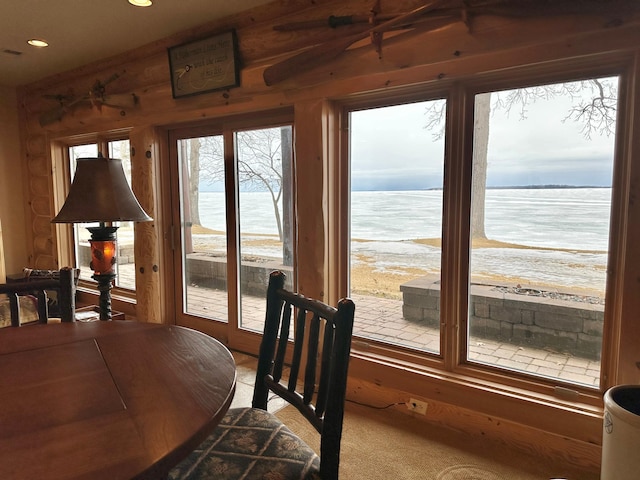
[{"x1": 407, "y1": 398, "x2": 427, "y2": 415}]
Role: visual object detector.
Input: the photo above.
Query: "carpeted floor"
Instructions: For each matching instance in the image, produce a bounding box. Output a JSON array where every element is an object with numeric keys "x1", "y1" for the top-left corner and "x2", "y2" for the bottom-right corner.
[{"x1": 276, "y1": 401, "x2": 599, "y2": 480}]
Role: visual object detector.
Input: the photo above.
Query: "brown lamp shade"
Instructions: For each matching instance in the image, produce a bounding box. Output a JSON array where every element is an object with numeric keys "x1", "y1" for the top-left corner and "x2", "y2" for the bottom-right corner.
[{"x1": 52, "y1": 157, "x2": 152, "y2": 223}]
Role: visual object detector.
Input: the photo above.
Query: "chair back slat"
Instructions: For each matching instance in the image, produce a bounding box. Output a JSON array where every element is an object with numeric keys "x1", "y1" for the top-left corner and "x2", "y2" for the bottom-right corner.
[
  {"x1": 8, "y1": 293, "x2": 20, "y2": 327},
  {"x1": 36, "y1": 290, "x2": 49, "y2": 322},
  {"x1": 58, "y1": 268, "x2": 76, "y2": 321},
  {"x1": 272, "y1": 301, "x2": 291, "y2": 383},
  {"x1": 303, "y1": 313, "x2": 321, "y2": 404},
  {"x1": 315, "y1": 323, "x2": 335, "y2": 418},
  {"x1": 287, "y1": 305, "x2": 306, "y2": 392}
]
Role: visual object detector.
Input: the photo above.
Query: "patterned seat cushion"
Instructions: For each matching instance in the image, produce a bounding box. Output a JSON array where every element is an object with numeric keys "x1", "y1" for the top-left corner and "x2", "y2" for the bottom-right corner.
[{"x1": 169, "y1": 407, "x2": 320, "y2": 480}]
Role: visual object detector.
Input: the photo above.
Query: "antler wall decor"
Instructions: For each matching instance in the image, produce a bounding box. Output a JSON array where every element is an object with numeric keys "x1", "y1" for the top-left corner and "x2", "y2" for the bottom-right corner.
[{"x1": 39, "y1": 73, "x2": 138, "y2": 126}]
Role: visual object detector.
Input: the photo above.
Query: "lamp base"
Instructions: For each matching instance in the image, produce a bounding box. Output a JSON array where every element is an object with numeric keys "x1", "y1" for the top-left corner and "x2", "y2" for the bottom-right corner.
[
  {"x1": 87, "y1": 224, "x2": 118, "y2": 322},
  {"x1": 93, "y1": 273, "x2": 116, "y2": 321},
  {"x1": 91, "y1": 273, "x2": 116, "y2": 320}
]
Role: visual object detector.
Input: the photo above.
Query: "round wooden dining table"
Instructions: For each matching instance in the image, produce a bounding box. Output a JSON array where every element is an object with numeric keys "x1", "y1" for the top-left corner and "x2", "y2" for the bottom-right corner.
[{"x1": 0, "y1": 320, "x2": 236, "y2": 480}]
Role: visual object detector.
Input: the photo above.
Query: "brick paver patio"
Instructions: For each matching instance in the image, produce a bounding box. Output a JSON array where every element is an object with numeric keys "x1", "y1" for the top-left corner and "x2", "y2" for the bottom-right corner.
[
  {"x1": 183, "y1": 284, "x2": 600, "y2": 388},
  {"x1": 116, "y1": 263, "x2": 600, "y2": 387}
]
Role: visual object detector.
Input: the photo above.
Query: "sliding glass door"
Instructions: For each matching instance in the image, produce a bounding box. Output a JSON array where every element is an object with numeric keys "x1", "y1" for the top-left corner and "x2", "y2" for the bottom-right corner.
[{"x1": 170, "y1": 117, "x2": 294, "y2": 348}]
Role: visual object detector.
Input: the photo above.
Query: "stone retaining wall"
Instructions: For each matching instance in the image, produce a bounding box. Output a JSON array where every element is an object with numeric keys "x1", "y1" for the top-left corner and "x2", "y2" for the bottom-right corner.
[
  {"x1": 81, "y1": 246, "x2": 293, "y2": 296},
  {"x1": 400, "y1": 277, "x2": 603, "y2": 360},
  {"x1": 185, "y1": 253, "x2": 293, "y2": 295}
]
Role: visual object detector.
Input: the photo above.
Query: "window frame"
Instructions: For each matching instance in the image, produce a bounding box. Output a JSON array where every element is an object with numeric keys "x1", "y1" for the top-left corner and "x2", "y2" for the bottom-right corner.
[
  {"x1": 52, "y1": 130, "x2": 138, "y2": 302},
  {"x1": 166, "y1": 108, "x2": 296, "y2": 353},
  {"x1": 334, "y1": 53, "x2": 634, "y2": 411}
]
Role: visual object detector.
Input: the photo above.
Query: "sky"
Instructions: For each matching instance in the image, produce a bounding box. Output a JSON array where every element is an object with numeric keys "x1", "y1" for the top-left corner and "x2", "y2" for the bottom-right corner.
[
  {"x1": 191, "y1": 76, "x2": 618, "y2": 192},
  {"x1": 350, "y1": 76, "x2": 618, "y2": 190},
  {"x1": 67, "y1": 77, "x2": 618, "y2": 194}
]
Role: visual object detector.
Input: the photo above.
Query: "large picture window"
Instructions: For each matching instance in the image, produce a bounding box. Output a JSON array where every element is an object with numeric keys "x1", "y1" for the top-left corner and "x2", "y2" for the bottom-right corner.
[
  {"x1": 349, "y1": 100, "x2": 446, "y2": 354},
  {"x1": 467, "y1": 77, "x2": 618, "y2": 387},
  {"x1": 343, "y1": 72, "x2": 621, "y2": 392}
]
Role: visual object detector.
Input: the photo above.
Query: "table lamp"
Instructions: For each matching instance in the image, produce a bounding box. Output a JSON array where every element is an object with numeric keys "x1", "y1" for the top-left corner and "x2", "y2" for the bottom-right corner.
[{"x1": 52, "y1": 156, "x2": 152, "y2": 320}]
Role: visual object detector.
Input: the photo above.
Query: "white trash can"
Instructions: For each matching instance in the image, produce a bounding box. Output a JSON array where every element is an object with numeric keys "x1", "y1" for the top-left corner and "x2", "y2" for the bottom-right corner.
[{"x1": 601, "y1": 385, "x2": 640, "y2": 480}]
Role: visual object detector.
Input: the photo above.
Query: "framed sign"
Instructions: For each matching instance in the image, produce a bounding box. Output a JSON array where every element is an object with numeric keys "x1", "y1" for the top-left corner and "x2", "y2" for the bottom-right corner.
[{"x1": 168, "y1": 30, "x2": 240, "y2": 98}]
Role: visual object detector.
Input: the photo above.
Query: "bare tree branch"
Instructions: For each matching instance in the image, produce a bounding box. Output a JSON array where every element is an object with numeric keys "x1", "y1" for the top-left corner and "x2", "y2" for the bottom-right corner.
[
  {"x1": 421, "y1": 76, "x2": 618, "y2": 241},
  {"x1": 423, "y1": 77, "x2": 617, "y2": 141},
  {"x1": 192, "y1": 127, "x2": 290, "y2": 241}
]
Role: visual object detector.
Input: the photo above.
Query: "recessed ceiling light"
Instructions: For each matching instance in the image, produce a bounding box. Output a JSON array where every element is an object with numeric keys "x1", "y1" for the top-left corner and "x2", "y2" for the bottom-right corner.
[
  {"x1": 27, "y1": 39, "x2": 49, "y2": 48},
  {"x1": 128, "y1": 0, "x2": 153, "y2": 6}
]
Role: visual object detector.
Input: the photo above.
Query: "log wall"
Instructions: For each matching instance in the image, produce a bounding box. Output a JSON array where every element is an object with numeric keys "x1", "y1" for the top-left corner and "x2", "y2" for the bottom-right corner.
[{"x1": 15, "y1": 0, "x2": 640, "y2": 472}]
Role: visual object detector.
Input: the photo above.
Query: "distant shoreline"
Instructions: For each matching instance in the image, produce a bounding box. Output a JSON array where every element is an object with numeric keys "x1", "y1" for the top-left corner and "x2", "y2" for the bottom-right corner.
[
  {"x1": 351, "y1": 185, "x2": 612, "y2": 192},
  {"x1": 202, "y1": 185, "x2": 612, "y2": 193},
  {"x1": 486, "y1": 185, "x2": 610, "y2": 190}
]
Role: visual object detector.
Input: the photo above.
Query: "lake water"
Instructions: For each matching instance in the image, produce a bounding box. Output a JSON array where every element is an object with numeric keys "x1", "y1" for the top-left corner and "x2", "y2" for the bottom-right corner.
[
  {"x1": 197, "y1": 188, "x2": 611, "y2": 293},
  {"x1": 348, "y1": 188, "x2": 611, "y2": 251}
]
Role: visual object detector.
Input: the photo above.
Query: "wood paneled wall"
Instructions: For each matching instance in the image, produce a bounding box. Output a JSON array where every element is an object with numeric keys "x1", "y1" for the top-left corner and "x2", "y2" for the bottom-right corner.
[{"x1": 15, "y1": 0, "x2": 640, "y2": 472}]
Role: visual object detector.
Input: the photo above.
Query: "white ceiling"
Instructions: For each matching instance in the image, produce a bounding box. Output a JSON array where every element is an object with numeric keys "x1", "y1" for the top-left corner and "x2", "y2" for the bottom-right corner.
[{"x1": 0, "y1": 0, "x2": 273, "y2": 88}]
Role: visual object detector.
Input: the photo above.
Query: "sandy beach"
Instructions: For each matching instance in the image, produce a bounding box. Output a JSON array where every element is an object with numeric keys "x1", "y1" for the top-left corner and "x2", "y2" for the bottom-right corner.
[{"x1": 188, "y1": 224, "x2": 606, "y2": 301}]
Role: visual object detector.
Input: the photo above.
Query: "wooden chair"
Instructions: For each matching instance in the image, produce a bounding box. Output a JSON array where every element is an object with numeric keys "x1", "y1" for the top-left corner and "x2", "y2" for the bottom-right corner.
[
  {"x1": 169, "y1": 270, "x2": 356, "y2": 480},
  {"x1": 0, "y1": 266, "x2": 76, "y2": 327}
]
